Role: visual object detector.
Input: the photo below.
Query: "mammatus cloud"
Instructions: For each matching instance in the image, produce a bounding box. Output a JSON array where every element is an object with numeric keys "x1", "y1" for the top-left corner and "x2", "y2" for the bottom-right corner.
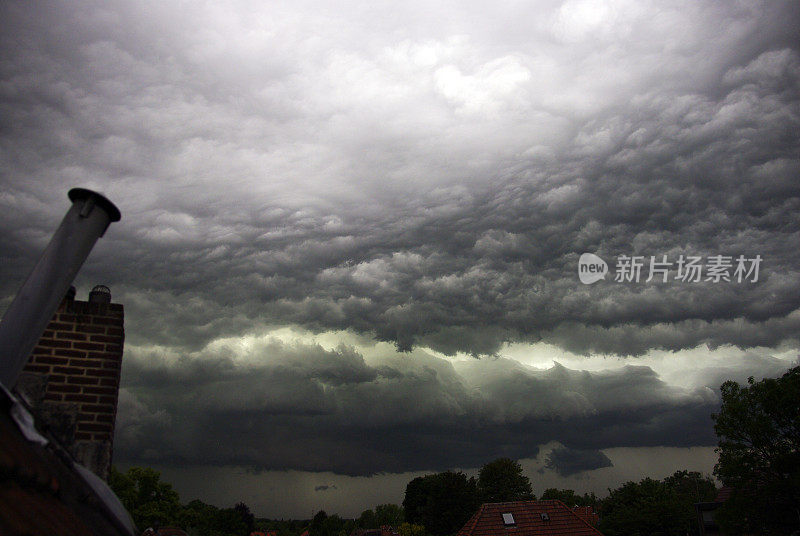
[{"x1": 1, "y1": 0, "x2": 799, "y2": 358}]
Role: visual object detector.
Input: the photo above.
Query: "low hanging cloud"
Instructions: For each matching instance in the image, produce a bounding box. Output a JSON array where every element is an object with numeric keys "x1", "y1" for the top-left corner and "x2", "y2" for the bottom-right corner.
[
  {"x1": 114, "y1": 336, "x2": 722, "y2": 476},
  {"x1": 544, "y1": 446, "x2": 614, "y2": 477}
]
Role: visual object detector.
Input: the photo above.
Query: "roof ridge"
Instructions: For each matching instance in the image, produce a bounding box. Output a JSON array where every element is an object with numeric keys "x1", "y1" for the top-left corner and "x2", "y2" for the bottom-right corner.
[
  {"x1": 457, "y1": 502, "x2": 485, "y2": 536},
  {"x1": 554, "y1": 500, "x2": 604, "y2": 535}
]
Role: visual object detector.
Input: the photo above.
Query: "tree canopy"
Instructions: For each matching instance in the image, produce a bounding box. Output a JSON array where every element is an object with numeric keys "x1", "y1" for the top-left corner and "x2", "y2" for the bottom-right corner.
[
  {"x1": 476, "y1": 458, "x2": 534, "y2": 503},
  {"x1": 712, "y1": 366, "x2": 800, "y2": 534},
  {"x1": 598, "y1": 470, "x2": 716, "y2": 536},
  {"x1": 403, "y1": 471, "x2": 480, "y2": 536},
  {"x1": 109, "y1": 466, "x2": 182, "y2": 530},
  {"x1": 540, "y1": 488, "x2": 597, "y2": 508}
]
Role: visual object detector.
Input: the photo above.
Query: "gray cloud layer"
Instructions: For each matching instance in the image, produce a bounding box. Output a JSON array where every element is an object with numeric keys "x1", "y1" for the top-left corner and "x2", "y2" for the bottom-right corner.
[
  {"x1": 2, "y1": 0, "x2": 799, "y2": 357},
  {"x1": 2, "y1": 0, "x2": 799, "y2": 482},
  {"x1": 114, "y1": 339, "x2": 720, "y2": 475}
]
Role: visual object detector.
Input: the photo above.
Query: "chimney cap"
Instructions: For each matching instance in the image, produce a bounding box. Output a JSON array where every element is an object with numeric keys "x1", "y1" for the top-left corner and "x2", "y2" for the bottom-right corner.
[
  {"x1": 89, "y1": 285, "x2": 112, "y2": 303},
  {"x1": 68, "y1": 188, "x2": 121, "y2": 222}
]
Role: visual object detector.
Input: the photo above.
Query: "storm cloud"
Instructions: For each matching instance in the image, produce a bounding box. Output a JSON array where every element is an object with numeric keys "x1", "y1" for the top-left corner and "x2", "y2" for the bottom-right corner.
[
  {"x1": 2, "y1": 0, "x2": 799, "y2": 357},
  {"x1": 2, "y1": 0, "x2": 799, "y2": 513},
  {"x1": 545, "y1": 446, "x2": 613, "y2": 477},
  {"x1": 113, "y1": 337, "x2": 719, "y2": 475}
]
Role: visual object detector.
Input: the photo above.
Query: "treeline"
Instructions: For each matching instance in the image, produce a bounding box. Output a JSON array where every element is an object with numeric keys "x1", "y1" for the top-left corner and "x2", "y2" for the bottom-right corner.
[
  {"x1": 110, "y1": 461, "x2": 715, "y2": 536},
  {"x1": 112, "y1": 366, "x2": 800, "y2": 536}
]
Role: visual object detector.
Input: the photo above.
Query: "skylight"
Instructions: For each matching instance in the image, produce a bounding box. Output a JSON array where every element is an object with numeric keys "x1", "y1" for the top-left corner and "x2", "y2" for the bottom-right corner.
[{"x1": 502, "y1": 513, "x2": 515, "y2": 526}]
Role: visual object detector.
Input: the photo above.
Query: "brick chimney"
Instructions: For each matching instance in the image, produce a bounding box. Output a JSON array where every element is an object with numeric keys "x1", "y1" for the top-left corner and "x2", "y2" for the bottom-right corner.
[{"x1": 15, "y1": 285, "x2": 124, "y2": 480}]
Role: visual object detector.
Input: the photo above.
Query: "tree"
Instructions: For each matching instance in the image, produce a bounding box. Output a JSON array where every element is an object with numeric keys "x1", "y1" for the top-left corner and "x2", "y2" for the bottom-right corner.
[
  {"x1": 540, "y1": 489, "x2": 597, "y2": 508},
  {"x1": 358, "y1": 508, "x2": 377, "y2": 529},
  {"x1": 398, "y1": 522, "x2": 426, "y2": 536},
  {"x1": 235, "y1": 502, "x2": 256, "y2": 534},
  {"x1": 374, "y1": 504, "x2": 405, "y2": 527},
  {"x1": 712, "y1": 366, "x2": 800, "y2": 534},
  {"x1": 310, "y1": 510, "x2": 348, "y2": 536},
  {"x1": 598, "y1": 471, "x2": 716, "y2": 536},
  {"x1": 109, "y1": 466, "x2": 182, "y2": 531},
  {"x1": 477, "y1": 458, "x2": 533, "y2": 503},
  {"x1": 403, "y1": 471, "x2": 480, "y2": 536}
]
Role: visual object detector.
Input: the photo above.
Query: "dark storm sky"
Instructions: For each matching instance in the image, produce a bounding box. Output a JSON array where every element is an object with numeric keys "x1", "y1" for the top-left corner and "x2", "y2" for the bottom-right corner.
[{"x1": 1, "y1": 0, "x2": 798, "y2": 517}]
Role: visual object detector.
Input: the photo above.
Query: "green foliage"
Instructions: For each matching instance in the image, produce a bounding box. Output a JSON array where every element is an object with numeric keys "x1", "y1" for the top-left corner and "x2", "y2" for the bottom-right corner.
[
  {"x1": 403, "y1": 471, "x2": 480, "y2": 536},
  {"x1": 177, "y1": 498, "x2": 250, "y2": 536},
  {"x1": 358, "y1": 508, "x2": 377, "y2": 528},
  {"x1": 109, "y1": 466, "x2": 182, "y2": 531},
  {"x1": 598, "y1": 471, "x2": 716, "y2": 536},
  {"x1": 359, "y1": 504, "x2": 405, "y2": 528},
  {"x1": 375, "y1": 504, "x2": 405, "y2": 527},
  {"x1": 712, "y1": 366, "x2": 800, "y2": 534},
  {"x1": 108, "y1": 466, "x2": 257, "y2": 536},
  {"x1": 398, "y1": 522, "x2": 426, "y2": 536},
  {"x1": 540, "y1": 488, "x2": 597, "y2": 507},
  {"x1": 235, "y1": 502, "x2": 256, "y2": 534},
  {"x1": 309, "y1": 510, "x2": 352, "y2": 536},
  {"x1": 476, "y1": 458, "x2": 533, "y2": 503}
]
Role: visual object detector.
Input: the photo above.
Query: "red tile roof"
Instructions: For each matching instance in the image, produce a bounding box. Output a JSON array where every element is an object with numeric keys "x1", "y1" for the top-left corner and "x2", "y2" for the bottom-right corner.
[
  {"x1": 457, "y1": 500, "x2": 604, "y2": 536},
  {"x1": 570, "y1": 506, "x2": 599, "y2": 527}
]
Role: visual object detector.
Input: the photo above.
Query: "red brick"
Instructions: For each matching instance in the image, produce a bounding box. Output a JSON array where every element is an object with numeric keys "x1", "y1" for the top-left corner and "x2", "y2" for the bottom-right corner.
[
  {"x1": 73, "y1": 342, "x2": 105, "y2": 351},
  {"x1": 91, "y1": 432, "x2": 112, "y2": 442},
  {"x1": 58, "y1": 314, "x2": 78, "y2": 322},
  {"x1": 36, "y1": 356, "x2": 69, "y2": 365},
  {"x1": 85, "y1": 369, "x2": 119, "y2": 378},
  {"x1": 98, "y1": 396, "x2": 117, "y2": 405},
  {"x1": 23, "y1": 364, "x2": 51, "y2": 374},
  {"x1": 56, "y1": 332, "x2": 86, "y2": 341},
  {"x1": 104, "y1": 345, "x2": 123, "y2": 354},
  {"x1": 79, "y1": 422, "x2": 112, "y2": 433},
  {"x1": 48, "y1": 375, "x2": 65, "y2": 383},
  {"x1": 77, "y1": 413, "x2": 96, "y2": 422},
  {"x1": 106, "y1": 327, "x2": 124, "y2": 336},
  {"x1": 48, "y1": 322, "x2": 74, "y2": 331},
  {"x1": 74, "y1": 432, "x2": 93, "y2": 440},
  {"x1": 83, "y1": 386, "x2": 118, "y2": 396},
  {"x1": 53, "y1": 349, "x2": 87, "y2": 358},
  {"x1": 41, "y1": 330, "x2": 55, "y2": 338},
  {"x1": 64, "y1": 394, "x2": 98, "y2": 403},
  {"x1": 95, "y1": 414, "x2": 114, "y2": 423},
  {"x1": 81, "y1": 404, "x2": 114, "y2": 413},
  {"x1": 43, "y1": 392, "x2": 63, "y2": 401},
  {"x1": 89, "y1": 334, "x2": 121, "y2": 343},
  {"x1": 39, "y1": 339, "x2": 72, "y2": 349},
  {"x1": 53, "y1": 366, "x2": 84, "y2": 375},
  {"x1": 87, "y1": 316, "x2": 113, "y2": 325},
  {"x1": 69, "y1": 359, "x2": 103, "y2": 368},
  {"x1": 86, "y1": 351, "x2": 118, "y2": 360},
  {"x1": 32, "y1": 346, "x2": 53, "y2": 355},
  {"x1": 99, "y1": 378, "x2": 118, "y2": 387},
  {"x1": 48, "y1": 384, "x2": 81, "y2": 394},
  {"x1": 102, "y1": 361, "x2": 121, "y2": 370},
  {"x1": 67, "y1": 376, "x2": 99, "y2": 385}
]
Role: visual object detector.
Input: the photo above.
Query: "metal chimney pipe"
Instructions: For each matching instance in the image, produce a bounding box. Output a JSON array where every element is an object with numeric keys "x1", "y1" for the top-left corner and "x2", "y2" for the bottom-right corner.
[{"x1": 0, "y1": 188, "x2": 121, "y2": 387}]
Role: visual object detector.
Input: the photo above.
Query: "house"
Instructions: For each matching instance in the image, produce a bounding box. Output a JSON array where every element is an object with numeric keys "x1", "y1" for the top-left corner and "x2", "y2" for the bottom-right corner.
[
  {"x1": 696, "y1": 487, "x2": 733, "y2": 535},
  {"x1": 457, "y1": 500, "x2": 604, "y2": 536}
]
